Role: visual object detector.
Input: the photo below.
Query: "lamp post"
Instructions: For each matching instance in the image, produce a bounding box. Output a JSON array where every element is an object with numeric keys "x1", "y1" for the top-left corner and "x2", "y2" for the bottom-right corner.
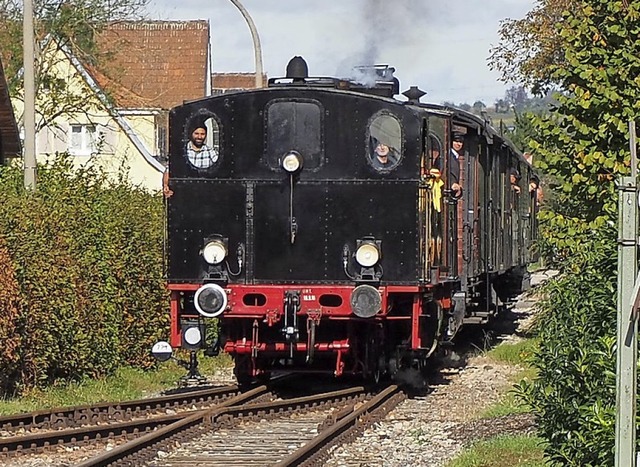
[
  {"x1": 227, "y1": 0, "x2": 264, "y2": 88},
  {"x1": 23, "y1": 0, "x2": 36, "y2": 189}
]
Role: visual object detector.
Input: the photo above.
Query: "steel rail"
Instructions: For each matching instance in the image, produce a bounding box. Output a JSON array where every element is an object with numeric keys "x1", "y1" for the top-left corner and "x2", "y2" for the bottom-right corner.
[
  {"x1": 0, "y1": 384, "x2": 240, "y2": 433},
  {"x1": 78, "y1": 385, "x2": 369, "y2": 467},
  {"x1": 76, "y1": 384, "x2": 270, "y2": 467},
  {"x1": 275, "y1": 384, "x2": 404, "y2": 466}
]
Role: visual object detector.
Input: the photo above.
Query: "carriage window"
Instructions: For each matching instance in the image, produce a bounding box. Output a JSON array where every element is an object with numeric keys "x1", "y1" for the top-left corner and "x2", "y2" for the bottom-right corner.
[
  {"x1": 428, "y1": 133, "x2": 442, "y2": 169},
  {"x1": 184, "y1": 116, "x2": 220, "y2": 170},
  {"x1": 368, "y1": 114, "x2": 402, "y2": 171},
  {"x1": 427, "y1": 133, "x2": 444, "y2": 265},
  {"x1": 266, "y1": 101, "x2": 323, "y2": 169}
]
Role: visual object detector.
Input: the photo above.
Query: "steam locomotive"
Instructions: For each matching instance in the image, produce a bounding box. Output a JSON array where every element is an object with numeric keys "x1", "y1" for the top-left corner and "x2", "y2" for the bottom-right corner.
[{"x1": 153, "y1": 57, "x2": 538, "y2": 386}]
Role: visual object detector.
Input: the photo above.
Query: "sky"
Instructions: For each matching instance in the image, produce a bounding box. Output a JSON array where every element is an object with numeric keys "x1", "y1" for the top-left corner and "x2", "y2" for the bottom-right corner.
[{"x1": 145, "y1": 0, "x2": 535, "y2": 106}]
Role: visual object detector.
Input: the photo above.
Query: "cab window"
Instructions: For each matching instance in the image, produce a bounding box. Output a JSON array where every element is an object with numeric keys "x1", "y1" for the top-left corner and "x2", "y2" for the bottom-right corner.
[
  {"x1": 266, "y1": 100, "x2": 323, "y2": 170},
  {"x1": 184, "y1": 115, "x2": 221, "y2": 170},
  {"x1": 368, "y1": 114, "x2": 402, "y2": 171}
]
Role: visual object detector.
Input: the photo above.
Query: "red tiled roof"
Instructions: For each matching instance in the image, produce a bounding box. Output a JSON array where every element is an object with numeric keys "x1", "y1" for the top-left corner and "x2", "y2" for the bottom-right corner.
[
  {"x1": 92, "y1": 21, "x2": 210, "y2": 110},
  {"x1": 212, "y1": 72, "x2": 267, "y2": 91},
  {"x1": 0, "y1": 57, "x2": 21, "y2": 160}
]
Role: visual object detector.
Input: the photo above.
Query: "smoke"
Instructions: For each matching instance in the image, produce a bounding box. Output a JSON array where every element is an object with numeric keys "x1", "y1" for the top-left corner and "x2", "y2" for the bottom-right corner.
[
  {"x1": 340, "y1": 63, "x2": 379, "y2": 87},
  {"x1": 361, "y1": 0, "x2": 389, "y2": 66},
  {"x1": 335, "y1": 0, "x2": 429, "y2": 85}
]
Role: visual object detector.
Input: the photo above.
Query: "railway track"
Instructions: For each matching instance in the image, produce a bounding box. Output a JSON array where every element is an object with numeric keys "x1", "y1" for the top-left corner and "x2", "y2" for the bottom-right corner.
[
  {"x1": 0, "y1": 383, "x2": 271, "y2": 460},
  {"x1": 0, "y1": 384, "x2": 242, "y2": 435},
  {"x1": 0, "y1": 375, "x2": 405, "y2": 467},
  {"x1": 0, "y1": 297, "x2": 538, "y2": 466},
  {"x1": 79, "y1": 383, "x2": 404, "y2": 467},
  {"x1": 0, "y1": 342, "x2": 506, "y2": 466}
]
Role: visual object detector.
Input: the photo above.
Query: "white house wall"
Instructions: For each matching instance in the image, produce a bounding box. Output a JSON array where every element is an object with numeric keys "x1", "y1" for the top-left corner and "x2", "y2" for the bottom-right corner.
[{"x1": 12, "y1": 43, "x2": 163, "y2": 193}]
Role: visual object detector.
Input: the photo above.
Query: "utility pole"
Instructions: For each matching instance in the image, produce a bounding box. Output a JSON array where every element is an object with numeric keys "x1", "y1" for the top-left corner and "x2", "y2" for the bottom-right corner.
[
  {"x1": 615, "y1": 120, "x2": 638, "y2": 467},
  {"x1": 23, "y1": 0, "x2": 37, "y2": 189},
  {"x1": 228, "y1": 0, "x2": 264, "y2": 88}
]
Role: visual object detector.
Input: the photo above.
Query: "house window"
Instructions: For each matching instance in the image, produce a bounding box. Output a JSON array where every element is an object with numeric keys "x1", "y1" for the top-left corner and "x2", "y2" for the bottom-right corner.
[
  {"x1": 69, "y1": 124, "x2": 97, "y2": 155},
  {"x1": 157, "y1": 126, "x2": 167, "y2": 163}
]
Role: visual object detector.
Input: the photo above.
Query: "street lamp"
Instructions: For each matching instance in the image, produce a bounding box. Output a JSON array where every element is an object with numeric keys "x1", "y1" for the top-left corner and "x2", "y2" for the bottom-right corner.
[
  {"x1": 23, "y1": 0, "x2": 36, "y2": 189},
  {"x1": 227, "y1": 0, "x2": 264, "y2": 88}
]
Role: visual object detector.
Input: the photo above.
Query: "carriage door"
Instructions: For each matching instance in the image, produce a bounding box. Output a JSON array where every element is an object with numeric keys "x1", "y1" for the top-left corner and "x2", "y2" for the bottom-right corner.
[
  {"x1": 509, "y1": 159, "x2": 523, "y2": 268},
  {"x1": 529, "y1": 171, "x2": 540, "y2": 262},
  {"x1": 498, "y1": 149, "x2": 508, "y2": 270},
  {"x1": 484, "y1": 143, "x2": 497, "y2": 273},
  {"x1": 463, "y1": 131, "x2": 481, "y2": 279},
  {"x1": 426, "y1": 117, "x2": 447, "y2": 279}
]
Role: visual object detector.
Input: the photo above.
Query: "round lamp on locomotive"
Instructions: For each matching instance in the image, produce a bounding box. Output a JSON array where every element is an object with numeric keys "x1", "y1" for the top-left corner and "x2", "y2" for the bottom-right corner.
[
  {"x1": 282, "y1": 150, "x2": 303, "y2": 173},
  {"x1": 355, "y1": 241, "x2": 380, "y2": 267},
  {"x1": 203, "y1": 239, "x2": 227, "y2": 265},
  {"x1": 350, "y1": 284, "x2": 382, "y2": 318},
  {"x1": 194, "y1": 283, "x2": 228, "y2": 318}
]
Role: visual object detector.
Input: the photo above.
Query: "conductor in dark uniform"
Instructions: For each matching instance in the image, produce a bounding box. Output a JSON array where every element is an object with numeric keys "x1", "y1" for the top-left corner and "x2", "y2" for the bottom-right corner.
[
  {"x1": 434, "y1": 132, "x2": 464, "y2": 197},
  {"x1": 448, "y1": 133, "x2": 463, "y2": 195}
]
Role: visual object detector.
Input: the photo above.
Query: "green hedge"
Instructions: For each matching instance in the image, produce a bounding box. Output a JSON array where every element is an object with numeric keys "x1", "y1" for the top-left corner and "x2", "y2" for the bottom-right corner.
[
  {"x1": 516, "y1": 225, "x2": 622, "y2": 466},
  {"x1": 0, "y1": 158, "x2": 168, "y2": 396}
]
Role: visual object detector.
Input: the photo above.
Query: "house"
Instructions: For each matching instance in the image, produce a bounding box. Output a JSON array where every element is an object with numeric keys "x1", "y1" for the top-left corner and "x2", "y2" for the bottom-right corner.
[
  {"x1": 21, "y1": 20, "x2": 210, "y2": 191},
  {"x1": 0, "y1": 56, "x2": 20, "y2": 165},
  {"x1": 211, "y1": 72, "x2": 266, "y2": 94}
]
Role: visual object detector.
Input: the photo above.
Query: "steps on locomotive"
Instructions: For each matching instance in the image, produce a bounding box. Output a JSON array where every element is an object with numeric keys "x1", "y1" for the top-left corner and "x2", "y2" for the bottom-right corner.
[{"x1": 462, "y1": 314, "x2": 490, "y2": 325}]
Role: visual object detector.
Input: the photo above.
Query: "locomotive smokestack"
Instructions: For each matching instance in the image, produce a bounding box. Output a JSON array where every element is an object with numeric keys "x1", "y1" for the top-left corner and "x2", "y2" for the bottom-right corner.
[{"x1": 286, "y1": 56, "x2": 309, "y2": 83}]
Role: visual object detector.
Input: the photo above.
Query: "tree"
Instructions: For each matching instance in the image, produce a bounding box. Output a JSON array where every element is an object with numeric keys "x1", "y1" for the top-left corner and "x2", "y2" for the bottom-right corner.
[
  {"x1": 503, "y1": 110, "x2": 539, "y2": 154},
  {"x1": 0, "y1": 0, "x2": 149, "y2": 82},
  {"x1": 0, "y1": 0, "x2": 149, "y2": 130},
  {"x1": 472, "y1": 100, "x2": 486, "y2": 113},
  {"x1": 493, "y1": 98, "x2": 509, "y2": 113},
  {"x1": 488, "y1": 0, "x2": 578, "y2": 95},
  {"x1": 504, "y1": 85, "x2": 528, "y2": 110},
  {"x1": 532, "y1": 0, "x2": 640, "y2": 234},
  {"x1": 495, "y1": 1, "x2": 640, "y2": 464}
]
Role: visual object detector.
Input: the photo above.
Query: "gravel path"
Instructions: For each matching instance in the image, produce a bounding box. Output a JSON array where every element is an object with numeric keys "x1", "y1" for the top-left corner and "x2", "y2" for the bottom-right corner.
[{"x1": 323, "y1": 356, "x2": 534, "y2": 467}]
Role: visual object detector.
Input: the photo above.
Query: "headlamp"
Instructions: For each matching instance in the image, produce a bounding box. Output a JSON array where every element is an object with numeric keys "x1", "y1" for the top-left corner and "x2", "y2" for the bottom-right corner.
[
  {"x1": 282, "y1": 151, "x2": 303, "y2": 173},
  {"x1": 355, "y1": 242, "x2": 380, "y2": 267},
  {"x1": 203, "y1": 240, "x2": 227, "y2": 265},
  {"x1": 194, "y1": 283, "x2": 228, "y2": 318}
]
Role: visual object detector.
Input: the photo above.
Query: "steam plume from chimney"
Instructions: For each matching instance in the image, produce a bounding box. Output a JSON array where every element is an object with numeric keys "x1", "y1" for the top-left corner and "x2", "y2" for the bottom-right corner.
[{"x1": 336, "y1": 0, "x2": 428, "y2": 84}]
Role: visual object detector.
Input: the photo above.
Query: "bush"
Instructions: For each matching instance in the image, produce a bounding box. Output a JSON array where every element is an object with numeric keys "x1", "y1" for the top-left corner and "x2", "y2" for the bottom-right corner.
[
  {"x1": 516, "y1": 224, "x2": 622, "y2": 466},
  {"x1": 0, "y1": 157, "x2": 168, "y2": 396},
  {"x1": 493, "y1": 1, "x2": 640, "y2": 464}
]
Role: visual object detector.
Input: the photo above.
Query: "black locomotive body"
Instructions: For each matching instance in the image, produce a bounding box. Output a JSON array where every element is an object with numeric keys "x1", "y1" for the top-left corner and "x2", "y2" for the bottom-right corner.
[{"x1": 160, "y1": 58, "x2": 537, "y2": 384}]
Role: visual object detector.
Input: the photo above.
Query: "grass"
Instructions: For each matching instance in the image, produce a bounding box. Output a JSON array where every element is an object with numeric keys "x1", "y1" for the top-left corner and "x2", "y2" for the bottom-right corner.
[
  {"x1": 446, "y1": 339, "x2": 548, "y2": 466},
  {"x1": 477, "y1": 339, "x2": 539, "y2": 419},
  {"x1": 446, "y1": 435, "x2": 547, "y2": 467},
  {"x1": 481, "y1": 390, "x2": 531, "y2": 419},
  {"x1": 0, "y1": 352, "x2": 232, "y2": 415},
  {"x1": 486, "y1": 338, "x2": 538, "y2": 366}
]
